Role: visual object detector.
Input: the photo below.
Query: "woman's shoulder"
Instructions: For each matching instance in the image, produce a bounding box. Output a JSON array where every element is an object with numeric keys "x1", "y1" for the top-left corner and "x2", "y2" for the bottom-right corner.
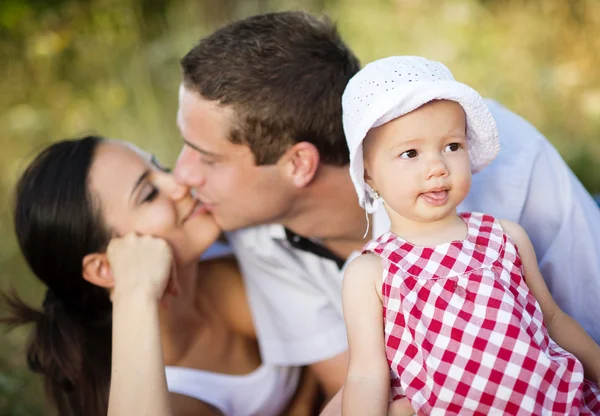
[
  {"x1": 199, "y1": 256, "x2": 243, "y2": 295},
  {"x1": 198, "y1": 256, "x2": 255, "y2": 338}
]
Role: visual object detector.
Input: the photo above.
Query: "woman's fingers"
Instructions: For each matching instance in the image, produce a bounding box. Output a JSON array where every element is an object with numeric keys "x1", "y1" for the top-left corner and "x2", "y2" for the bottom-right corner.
[{"x1": 107, "y1": 233, "x2": 174, "y2": 301}]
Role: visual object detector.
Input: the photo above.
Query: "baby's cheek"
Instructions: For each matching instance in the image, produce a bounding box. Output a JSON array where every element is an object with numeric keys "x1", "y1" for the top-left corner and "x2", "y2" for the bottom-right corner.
[{"x1": 457, "y1": 168, "x2": 472, "y2": 193}]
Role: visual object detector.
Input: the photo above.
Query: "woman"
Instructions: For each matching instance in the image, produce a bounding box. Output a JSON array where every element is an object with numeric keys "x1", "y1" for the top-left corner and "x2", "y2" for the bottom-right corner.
[{"x1": 1, "y1": 136, "x2": 317, "y2": 416}]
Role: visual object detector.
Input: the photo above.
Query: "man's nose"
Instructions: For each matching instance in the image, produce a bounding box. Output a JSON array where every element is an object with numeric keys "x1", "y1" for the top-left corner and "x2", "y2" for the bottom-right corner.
[{"x1": 174, "y1": 147, "x2": 206, "y2": 190}]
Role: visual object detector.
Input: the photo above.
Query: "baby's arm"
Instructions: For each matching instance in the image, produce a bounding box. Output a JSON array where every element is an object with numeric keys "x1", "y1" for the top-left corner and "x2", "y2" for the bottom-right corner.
[
  {"x1": 501, "y1": 220, "x2": 600, "y2": 385},
  {"x1": 342, "y1": 253, "x2": 391, "y2": 416}
]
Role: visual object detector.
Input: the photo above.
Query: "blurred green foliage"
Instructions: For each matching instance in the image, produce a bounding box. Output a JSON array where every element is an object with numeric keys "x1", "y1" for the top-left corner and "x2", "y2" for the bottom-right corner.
[{"x1": 1, "y1": 0, "x2": 599, "y2": 414}]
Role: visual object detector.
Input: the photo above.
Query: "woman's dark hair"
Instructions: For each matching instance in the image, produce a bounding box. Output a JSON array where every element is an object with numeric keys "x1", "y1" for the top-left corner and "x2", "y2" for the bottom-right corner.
[{"x1": 1, "y1": 136, "x2": 113, "y2": 416}]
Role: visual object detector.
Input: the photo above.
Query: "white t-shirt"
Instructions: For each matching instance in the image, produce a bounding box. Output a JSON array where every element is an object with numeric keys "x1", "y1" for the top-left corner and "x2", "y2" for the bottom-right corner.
[{"x1": 228, "y1": 100, "x2": 600, "y2": 366}]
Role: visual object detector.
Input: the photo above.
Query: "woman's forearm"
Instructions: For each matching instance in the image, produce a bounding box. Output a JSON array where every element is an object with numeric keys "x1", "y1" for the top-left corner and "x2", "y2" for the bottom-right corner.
[{"x1": 108, "y1": 295, "x2": 171, "y2": 416}]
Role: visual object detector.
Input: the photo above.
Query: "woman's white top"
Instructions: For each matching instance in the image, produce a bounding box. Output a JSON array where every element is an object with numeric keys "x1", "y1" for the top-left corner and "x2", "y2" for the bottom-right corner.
[
  {"x1": 165, "y1": 363, "x2": 300, "y2": 416},
  {"x1": 167, "y1": 243, "x2": 299, "y2": 414}
]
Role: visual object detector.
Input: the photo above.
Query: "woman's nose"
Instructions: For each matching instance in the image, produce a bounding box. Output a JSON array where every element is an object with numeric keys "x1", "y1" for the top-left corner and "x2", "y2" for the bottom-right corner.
[
  {"x1": 170, "y1": 181, "x2": 190, "y2": 201},
  {"x1": 156, "y1": 173, "x2": 189, "y2": 201}
]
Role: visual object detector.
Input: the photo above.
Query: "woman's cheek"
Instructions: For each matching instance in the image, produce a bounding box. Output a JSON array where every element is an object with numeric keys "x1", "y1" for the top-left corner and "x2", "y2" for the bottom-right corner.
[{"x1": 135, "y1": 205, "x2": 178, "y2": 237}]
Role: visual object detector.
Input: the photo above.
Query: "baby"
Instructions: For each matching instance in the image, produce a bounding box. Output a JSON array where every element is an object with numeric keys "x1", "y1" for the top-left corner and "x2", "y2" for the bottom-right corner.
[{"x1": 340, "y1": 56, "x2": 600, "y2": 415}]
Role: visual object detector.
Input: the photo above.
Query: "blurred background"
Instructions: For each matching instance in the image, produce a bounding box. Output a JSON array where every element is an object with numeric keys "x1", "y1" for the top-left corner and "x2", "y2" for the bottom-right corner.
[{"x1": 1, "y1": 0, "x2": 599, "y2": 413}]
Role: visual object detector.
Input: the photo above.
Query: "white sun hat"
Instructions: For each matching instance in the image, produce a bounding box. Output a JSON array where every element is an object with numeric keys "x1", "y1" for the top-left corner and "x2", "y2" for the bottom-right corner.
[{"x1": 342, "y1": 56, "x2": 500, "y2": 213}]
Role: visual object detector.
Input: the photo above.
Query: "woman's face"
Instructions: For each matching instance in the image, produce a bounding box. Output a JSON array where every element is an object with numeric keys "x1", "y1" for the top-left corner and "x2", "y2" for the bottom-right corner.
[{"x1": 88, "y1": 140, "x2": 221, "y2": 266}]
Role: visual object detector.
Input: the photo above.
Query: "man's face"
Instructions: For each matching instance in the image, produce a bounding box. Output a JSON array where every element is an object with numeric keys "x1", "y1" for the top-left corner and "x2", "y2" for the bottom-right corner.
[{"x1": 174, "y1": 85, "x2": 294, "y2": 231}]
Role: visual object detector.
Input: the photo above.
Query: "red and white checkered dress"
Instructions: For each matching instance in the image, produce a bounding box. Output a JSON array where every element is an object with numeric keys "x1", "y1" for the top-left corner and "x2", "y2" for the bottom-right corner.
[{"x1": 363, "y1": 212, "x2": 600, "y2": 415}]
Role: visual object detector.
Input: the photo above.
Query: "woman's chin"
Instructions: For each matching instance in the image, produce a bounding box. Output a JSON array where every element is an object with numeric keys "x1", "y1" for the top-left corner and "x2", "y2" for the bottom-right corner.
[{"x1": 189, "y1": 235, "x2": 223, "y2": 261}]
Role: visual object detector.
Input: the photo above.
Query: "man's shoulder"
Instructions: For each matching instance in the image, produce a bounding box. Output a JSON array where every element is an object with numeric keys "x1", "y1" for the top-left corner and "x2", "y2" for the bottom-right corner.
[
  {"x1": 227, "y1": 223, "x2": 278, "y2": 240},
  {"x1": 227, "y1": 224, "x2": 284, "y2": 253},
  {"x1": 463, "y1": 100, "x2": 551, "y2": 220},
  {"x1": 485, "y1": 99, "x2": 545, "y2": 152},
  {"x1": 226, "y1": 224, "x2": 312, "y2": 266},
  {"x1": 476, "y1": 99, "x2": 550, "y2": 188},
  {"x1": 226, "y1": 223, "x2": 347, "y2": 283}
]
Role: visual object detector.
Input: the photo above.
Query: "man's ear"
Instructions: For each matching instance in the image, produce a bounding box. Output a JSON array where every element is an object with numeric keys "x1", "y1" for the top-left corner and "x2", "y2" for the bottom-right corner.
[
  {"x1": 82, "y1": 253, "x2": 114, "y2": 289},
  {"x1": 281, "y1": 142, "x2": 320, "y2": 188}
]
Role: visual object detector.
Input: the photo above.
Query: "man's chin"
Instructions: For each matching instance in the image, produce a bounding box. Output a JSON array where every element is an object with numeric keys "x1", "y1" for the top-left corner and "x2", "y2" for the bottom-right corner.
[{"x1": 212, "y1": 214, "x2": 250, "y2": 232}]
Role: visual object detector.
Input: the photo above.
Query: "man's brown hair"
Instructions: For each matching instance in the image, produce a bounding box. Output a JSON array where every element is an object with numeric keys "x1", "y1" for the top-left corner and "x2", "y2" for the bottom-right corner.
[{"x1": 180, "y1": 11, "x2": 360, "y2": 166}]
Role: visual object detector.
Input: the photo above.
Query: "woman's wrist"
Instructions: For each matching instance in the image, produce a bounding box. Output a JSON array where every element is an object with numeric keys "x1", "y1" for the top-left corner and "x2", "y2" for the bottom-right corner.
[{"x1": 112, "y1": 287, "x2": 160, "y2": 311}]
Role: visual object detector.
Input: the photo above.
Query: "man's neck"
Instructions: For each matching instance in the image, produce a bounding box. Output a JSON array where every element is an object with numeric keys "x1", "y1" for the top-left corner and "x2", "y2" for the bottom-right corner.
[{"x1": 281, "y1": 164, "x2": 370, "y2": 248}]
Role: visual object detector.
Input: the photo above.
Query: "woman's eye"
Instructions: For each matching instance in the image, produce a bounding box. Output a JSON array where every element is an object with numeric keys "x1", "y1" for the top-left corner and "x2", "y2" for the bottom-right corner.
[
  {"x1": 142, "y1": 187, "x2": 159, "y2": 203},
  {"x1": 445, "y1": 143, "x2": 461, "y2": 152},
  {"x1": 400, "y1": 149, "x2": 418, "y2": 159}
]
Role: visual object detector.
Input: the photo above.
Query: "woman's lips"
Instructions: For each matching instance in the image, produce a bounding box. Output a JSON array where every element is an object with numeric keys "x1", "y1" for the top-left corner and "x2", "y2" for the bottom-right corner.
[{"x1": 183, "y1": 200, "x2": 209, "y2": 222}]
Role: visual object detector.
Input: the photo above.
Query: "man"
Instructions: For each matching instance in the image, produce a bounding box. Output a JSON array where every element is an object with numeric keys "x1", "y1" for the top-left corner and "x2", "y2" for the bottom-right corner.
[{"x1": 173, "y1": 10, "x2": 600, "y2": 410}]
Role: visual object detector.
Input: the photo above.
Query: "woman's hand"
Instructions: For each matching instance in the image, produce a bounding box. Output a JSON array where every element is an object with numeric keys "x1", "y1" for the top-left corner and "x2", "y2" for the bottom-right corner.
[
  {"x1": 107, "y1": 233, "x2": 178, "y2": 302},
  {"x1": 107, "y1": 234, "x2": 176, "y2": 416}
]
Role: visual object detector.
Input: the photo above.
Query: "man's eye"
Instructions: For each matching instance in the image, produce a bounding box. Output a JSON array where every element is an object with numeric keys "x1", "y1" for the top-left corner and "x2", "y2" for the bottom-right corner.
[
  {"x1": 400, "y1": 149, "x2": 418, "y2": 159},
  {"x1": 445, "y1": 143, "x2": 461, "y2": 152}
]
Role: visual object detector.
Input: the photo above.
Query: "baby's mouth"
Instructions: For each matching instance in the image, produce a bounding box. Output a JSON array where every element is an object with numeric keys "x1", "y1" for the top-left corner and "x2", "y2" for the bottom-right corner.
[
  {"x1": 420, "y1": 188, "x2": 449, "y2": 206},
  {"x1": 423, "y1": 190, "x2": 447, "y2": 200}
]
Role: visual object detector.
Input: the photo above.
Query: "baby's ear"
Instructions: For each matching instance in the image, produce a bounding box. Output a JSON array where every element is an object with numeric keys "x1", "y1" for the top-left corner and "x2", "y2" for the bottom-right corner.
[
  {"x1": 82, "y1": 253, "x2": 114, "y2": 289},
  {"x1": 364, "y1": 167, "x2": 374, "y2": 187}
]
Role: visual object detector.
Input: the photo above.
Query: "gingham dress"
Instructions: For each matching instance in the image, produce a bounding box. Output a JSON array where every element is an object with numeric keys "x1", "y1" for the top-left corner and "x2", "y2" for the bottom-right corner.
[{"x1": 363, "y1": 212, "x2": 600, "y2": 415}]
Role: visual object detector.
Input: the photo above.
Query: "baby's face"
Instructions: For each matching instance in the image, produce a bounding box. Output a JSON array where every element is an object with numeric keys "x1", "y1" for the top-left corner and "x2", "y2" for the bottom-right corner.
[{"x1": 363, "y1": 99, "x2": 472, "y2": 224}]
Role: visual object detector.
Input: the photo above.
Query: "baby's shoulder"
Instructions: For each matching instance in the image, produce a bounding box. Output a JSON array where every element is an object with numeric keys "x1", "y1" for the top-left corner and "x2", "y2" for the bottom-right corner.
[
  {"x1": 344, "y1": 252, "x2": 384, "y2": 281},
  {"x1": 343, "y1": 252, "x2": 384, "y2": 299},
  {"x1": 496, "y1": 218, "x2": 528, "y2": 243}
]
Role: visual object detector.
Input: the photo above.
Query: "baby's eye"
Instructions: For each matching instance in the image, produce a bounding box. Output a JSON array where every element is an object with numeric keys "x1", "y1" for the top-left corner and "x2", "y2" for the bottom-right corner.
[
  {"x1": 400, "y1": 149, "x2": 418, "y2": 159},
  {"x1": 444, "y1": 143, "x2": 461, "y2": 152}
]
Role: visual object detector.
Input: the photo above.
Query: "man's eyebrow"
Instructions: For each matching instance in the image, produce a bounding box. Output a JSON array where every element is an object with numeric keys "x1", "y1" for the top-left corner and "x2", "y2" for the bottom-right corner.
[
  {"x1": 183, "y1": 139, "x2": 219, "y2": 157},
  {"x1": 130, "y1": 170, "x2": 150, "y2": 201}
]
